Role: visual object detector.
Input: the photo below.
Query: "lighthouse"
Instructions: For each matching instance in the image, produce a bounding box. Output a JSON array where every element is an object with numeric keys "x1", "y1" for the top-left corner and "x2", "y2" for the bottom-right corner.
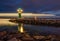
[
  {"x1": 17, "y1": 8, "x2": 23, "y2": 18},
  {"x1": 17, "y1": 8, "x2": 24, "y2": 33}
]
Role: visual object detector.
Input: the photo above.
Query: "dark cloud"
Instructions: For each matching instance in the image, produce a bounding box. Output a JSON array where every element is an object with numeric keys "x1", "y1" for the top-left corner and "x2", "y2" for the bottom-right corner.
[{"x1": 0, "y1": 0, "x2": 60, "y2": 13}]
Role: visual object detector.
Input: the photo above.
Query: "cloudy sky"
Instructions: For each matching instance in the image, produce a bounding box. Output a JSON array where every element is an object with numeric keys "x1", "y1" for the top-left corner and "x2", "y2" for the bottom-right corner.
[{"x1": 0, "y1": 0, "x2": 60, "y2": 13}]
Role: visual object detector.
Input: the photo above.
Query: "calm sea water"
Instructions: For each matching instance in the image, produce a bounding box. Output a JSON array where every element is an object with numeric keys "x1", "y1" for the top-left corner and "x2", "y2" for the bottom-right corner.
[{"x1": 0, "y1": 19, "x2": 60, "y2": 35}]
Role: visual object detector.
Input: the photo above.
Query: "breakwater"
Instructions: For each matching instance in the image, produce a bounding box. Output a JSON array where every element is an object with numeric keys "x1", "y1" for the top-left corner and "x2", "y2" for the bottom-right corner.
[{"x1": 9, "y1": 18, "x2": 60, "y2": 26}]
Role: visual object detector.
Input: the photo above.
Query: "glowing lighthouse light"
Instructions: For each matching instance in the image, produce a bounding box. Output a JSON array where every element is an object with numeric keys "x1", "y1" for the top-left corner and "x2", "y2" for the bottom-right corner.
[
  {"x1": 17, "y1": 8, "x2": 23, "y2": 18},
  {"x1": 17, "y1": 8, "x2": 23, "y2": 13}
]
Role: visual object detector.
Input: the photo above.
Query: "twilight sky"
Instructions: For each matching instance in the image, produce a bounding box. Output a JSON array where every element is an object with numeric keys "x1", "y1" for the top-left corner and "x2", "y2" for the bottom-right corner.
[{"x1": 0, "y1": 0, "x2": 60, "y2": 13}]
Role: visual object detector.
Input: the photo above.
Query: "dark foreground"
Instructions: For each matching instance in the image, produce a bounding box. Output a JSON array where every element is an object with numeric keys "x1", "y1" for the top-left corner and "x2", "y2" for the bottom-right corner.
[{"x1": 0, "y1": 30, "x2": 60, "y2": 41}]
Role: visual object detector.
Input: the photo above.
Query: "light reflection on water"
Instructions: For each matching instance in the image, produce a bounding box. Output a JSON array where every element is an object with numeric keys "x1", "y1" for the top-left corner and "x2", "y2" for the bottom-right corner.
[
  {"x1": 0, "y1": 19, "x2": 60, "y2": 35},
  {"x1": 0, "y1": 19, "x2": 17, "y2": 25}
]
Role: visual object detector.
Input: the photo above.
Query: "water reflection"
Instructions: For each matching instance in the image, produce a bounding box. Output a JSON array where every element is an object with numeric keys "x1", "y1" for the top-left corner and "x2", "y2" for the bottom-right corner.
[
  {"x1": 0, "y1": 19, "x2": 24, "y2": 33},
  {"x1": 0, "y1": 19, "x2": 60, "y2": 35},
  {"x1": 0, "y1": 19, "x2": 17, "y2": 26},
  {"x1": 18, "y1": 23, "x2": 24, "y2": 33}
]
